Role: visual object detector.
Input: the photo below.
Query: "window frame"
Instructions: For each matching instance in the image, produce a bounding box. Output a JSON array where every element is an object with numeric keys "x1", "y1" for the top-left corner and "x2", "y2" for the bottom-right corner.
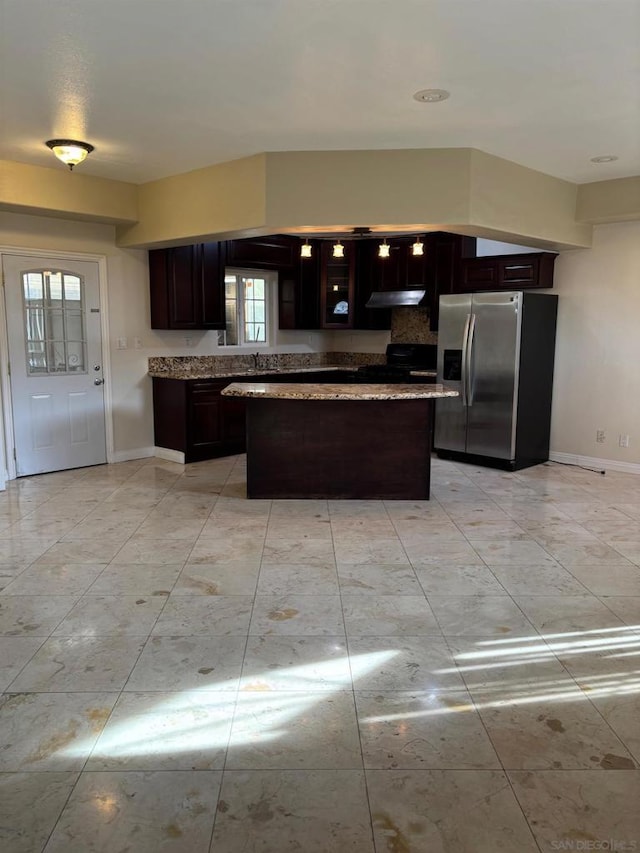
[{"x1": 218, "y1": 268, "x2": 276, "y2": 349}]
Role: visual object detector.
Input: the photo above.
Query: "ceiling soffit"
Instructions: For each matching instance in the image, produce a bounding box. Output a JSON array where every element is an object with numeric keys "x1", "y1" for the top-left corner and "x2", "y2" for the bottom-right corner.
[
  {"x1": 5, "y1": 149, "x2": 638, "y2": 249},
  {"x1": 116, "y1": 149, "x2": 592, "y2": 250}
]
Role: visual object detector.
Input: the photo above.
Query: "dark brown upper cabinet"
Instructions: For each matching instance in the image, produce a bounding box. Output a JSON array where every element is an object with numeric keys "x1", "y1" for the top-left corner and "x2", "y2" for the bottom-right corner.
[
  {"x1": 278, "y1": 239, "x2": 322, "y2": 330},
  {"x1": 225, "y1": 235, "x2": 298, "y2": 270},
  {"x1": 149, "y1": 242, "x2": 226, "y2": 330},
  {"x1": 425, "y1": 233, "x2": 477, "y2": 331},
  {"x1": 358, "y1": 236, "x2": 428, "y2": 293},
  {"x1": 320, "y1": 241, "x2": 355, "y2": 329},
  {"x1": 457, "y1": 252, "x2": 557, "y2": 294}
]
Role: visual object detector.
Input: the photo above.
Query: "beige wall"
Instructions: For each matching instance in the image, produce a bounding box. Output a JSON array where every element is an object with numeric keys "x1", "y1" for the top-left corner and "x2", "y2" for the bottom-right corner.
[
  {"x1": 549, "y1": 220, "x2": 640, "y2": 468},
  {"x1": 0, "y1": 160, "x2": 138, "y2": 224},
  {"x1": 577, "y1": 177, "x2": 640, "y2": 224},
  {"x1": 116, "y1": 154, "x2": 268, "y2": 248}
]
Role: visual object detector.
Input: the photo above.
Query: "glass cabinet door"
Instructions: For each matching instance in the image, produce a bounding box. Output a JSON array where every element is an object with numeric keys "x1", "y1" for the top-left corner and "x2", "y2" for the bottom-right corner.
[{"x1": 320, "y1": 241, "x2": 355, "y2": 328}]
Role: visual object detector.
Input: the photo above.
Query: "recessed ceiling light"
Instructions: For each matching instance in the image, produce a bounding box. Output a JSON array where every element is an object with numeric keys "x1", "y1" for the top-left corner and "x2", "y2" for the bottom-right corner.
[
  {"x1": 413, "y1": 88, "x2": 450, "y2": 103},
  {"x1": 590, "y1": 155, "x2": 618, "y2": 163}
]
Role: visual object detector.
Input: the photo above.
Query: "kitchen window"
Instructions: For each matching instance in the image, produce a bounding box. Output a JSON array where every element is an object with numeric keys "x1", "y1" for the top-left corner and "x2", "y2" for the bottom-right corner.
[{"x1": 218, "y1": 270, "x2": 273, "y2": 347}]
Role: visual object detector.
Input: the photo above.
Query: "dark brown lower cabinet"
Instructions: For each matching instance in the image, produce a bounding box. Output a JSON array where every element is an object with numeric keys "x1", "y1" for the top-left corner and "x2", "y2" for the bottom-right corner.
[
  {"x1": 152, "y1": 377, "x2": 246, "y2": 462},
  {"x1": 152, "y1": 371, "x2": 355, "y2": 463}
]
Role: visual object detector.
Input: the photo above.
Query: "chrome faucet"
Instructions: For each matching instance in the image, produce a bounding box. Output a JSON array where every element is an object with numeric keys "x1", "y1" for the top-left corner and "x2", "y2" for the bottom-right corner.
[{"x1": 251, "y1": 352, "x2": 260, "y2": 370}]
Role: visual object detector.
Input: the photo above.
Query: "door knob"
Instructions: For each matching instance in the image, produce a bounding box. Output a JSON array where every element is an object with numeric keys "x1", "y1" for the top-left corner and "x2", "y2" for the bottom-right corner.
[{"x1": 94, "y1": 378, "x2": 104, "y2": 385}]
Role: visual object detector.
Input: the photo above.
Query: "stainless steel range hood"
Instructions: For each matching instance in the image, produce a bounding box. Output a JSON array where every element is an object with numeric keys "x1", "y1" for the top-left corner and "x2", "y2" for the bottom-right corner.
[{"x1": 365, "y1": 289, "x2": 427, "y2": 309}]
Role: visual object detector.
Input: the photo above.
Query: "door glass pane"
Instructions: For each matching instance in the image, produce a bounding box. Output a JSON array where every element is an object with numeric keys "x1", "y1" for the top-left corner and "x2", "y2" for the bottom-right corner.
[
  {"x1": 24, "y1": 273, "x2": 44, "y2": 303},
  {"x1": 67, "y1": 341, "x2": 85, "y2": 372},
  {"x1": 66, "y1": 311, "x2": 84, "y2": 341},
  {"x1": 45, "y1": 309, "x2": 65, "y2": 340},
  {"x1": 47, "y1": 341, "x2": 67, "y2": 372},
  {"x1": 63, "y1": 275, "x2": 81, "y2": 302},
  {"x1": 22, "y1": 270, "x2": 87, "y2": 376},
  {"x1": 47, "y1": 272, "x2": 63, "y2": 303}
]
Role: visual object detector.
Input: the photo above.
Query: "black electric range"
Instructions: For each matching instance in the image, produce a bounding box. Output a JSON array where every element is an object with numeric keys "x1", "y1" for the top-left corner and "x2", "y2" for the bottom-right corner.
[{"x1": 352, "y1": 343, "x2": 437, "y2": 384}]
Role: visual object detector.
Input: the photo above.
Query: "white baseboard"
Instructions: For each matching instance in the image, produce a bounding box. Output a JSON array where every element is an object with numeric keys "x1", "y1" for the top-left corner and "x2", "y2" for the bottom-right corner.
[
  {"x1": 110, "y1": 447, "x2": 156, "y2": 463},
  {"x1": 153, "y1": 446, "x2": 186, "y2": 464},
  {"x1": 549, "y1": 451, "x2": 640, "y2": 476}
]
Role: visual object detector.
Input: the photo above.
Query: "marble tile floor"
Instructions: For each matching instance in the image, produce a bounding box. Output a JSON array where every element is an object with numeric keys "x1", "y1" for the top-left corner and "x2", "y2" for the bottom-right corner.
[{"x1": 0, "y1": 454, "x2": 639, "y2": 852}]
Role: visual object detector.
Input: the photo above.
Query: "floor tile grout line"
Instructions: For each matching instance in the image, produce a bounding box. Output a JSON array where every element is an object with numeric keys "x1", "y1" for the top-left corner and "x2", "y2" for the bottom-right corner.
[
  {"x1": 439, "y1": 630, "x2": 545, "y2": 851},
  {"x1": 209, "y1": 471, "x2": 274, "y2": 845},
  {"x1": 330, "y1": 498, "x2": 379, "y2": 852}
]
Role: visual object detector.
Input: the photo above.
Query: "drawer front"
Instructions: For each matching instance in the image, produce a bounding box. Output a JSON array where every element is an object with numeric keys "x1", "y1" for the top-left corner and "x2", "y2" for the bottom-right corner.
[
  {"x1": 460, "y1": 259, "x2": 499, "y2": 291},
  {"x1": 499, "y1": 257, "x2": 539, "y2": 285}
]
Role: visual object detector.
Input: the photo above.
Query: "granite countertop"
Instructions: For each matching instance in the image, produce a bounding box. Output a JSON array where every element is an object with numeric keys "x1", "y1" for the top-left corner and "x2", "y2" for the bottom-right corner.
[
  {"x1": 221, "y1": 382, "x2": 458, "y2": 401},
  {"x1": 148, "y1": 365, "x2": 355, "y2": 380}
]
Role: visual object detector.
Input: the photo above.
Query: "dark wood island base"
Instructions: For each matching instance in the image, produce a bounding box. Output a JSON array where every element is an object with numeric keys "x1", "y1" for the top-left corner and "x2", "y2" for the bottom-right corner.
[
  {"x1": 222, "y1": 382, "x2": 459, "y2": 500},
  {"x1": 246, "y1": 397, "x2": 435, "y2": 499}
]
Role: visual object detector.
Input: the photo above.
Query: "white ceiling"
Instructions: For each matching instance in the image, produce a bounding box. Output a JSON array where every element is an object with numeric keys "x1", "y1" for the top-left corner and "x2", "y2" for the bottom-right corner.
[{"x1": 1, "y1": 0, "x2": 639, "y2": 186}]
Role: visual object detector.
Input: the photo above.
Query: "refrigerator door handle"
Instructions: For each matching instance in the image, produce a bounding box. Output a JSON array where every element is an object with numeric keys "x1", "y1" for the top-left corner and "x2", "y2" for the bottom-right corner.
[
  {"x1": 460, "y1": 313, "x2": 472, "y2": 407},
  {"x1": 466, "y1": 313, "x2": 477, "y2": 406}
]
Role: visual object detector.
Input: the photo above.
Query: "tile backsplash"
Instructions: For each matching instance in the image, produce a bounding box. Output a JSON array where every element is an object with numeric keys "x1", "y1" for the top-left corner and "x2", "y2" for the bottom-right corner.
[
  {"x1": 390, "y1": 307, "x2": 437, "y2": 344},
  {"x1": 148, "y1": 350, "x2": 385, "y2": 376}
]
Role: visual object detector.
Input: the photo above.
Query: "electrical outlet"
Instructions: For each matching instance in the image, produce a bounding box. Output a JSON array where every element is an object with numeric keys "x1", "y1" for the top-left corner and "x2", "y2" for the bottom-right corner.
[
  {"x1": 619, "y1": 434, "x2": 630, "y2": 448},
  {"x1": 133, "y1": 337, "x2": 142, "y2": 350},
  {"x1": 184, "y1": 337, "x2": 193, "y2": 348},
  {"x1": 116, "y1": 337, "x2": 127, "y2": 350},
  {"x1": 596, "y1": 430, "x2": 605, "y2": 443}
]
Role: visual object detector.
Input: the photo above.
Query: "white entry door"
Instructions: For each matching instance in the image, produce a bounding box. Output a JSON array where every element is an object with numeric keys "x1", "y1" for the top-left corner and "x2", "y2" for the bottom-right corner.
[{"x1": 3, "y1": 254, "x2": 107, "y2": 476}]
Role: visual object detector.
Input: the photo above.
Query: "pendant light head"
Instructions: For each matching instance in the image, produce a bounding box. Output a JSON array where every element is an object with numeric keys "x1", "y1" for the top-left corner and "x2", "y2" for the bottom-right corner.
[
  {"x1": 45, "y1": 139, "x2": 94, "y2": 171},
  {"x1": 411, "y1": 236, "x2": 425, "y2": 256},
  {"x1": 300, "y1": 239, "x2": 312, "y2": 259},
  {"x1": 378, "y1": 238, "x2": 390, "y2": 259},
  {"x1": 332, "y1": 240, "x2": 345, "y2": 259}
]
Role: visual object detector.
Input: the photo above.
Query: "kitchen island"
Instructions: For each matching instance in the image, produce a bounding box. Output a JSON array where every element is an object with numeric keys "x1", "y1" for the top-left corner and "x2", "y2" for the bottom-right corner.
[{"x1": 221, "y1": 382, "x2": 458, "y2": 499}]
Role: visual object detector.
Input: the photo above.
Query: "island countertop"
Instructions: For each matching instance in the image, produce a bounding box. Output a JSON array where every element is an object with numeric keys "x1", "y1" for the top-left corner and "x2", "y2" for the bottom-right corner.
[{"x1": 221, "y1": 381, "x2": 457, "y2": 401}]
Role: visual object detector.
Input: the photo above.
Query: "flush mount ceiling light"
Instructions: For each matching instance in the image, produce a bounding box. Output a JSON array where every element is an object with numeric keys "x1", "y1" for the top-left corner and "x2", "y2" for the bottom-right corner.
[
  {"x1": 590, "y1": 155, "x2": 618, "y2": 163},
  {"x1": 300, "y1": 239, "x2": 312, "y2": 258},
  {"x1": 411, "y1": 236, "x2": 425, "y2": 256},
  {"x1": 45, "y1": 139, "x2": 94, "y2": 170},
  {"x1": 332, "y1": 241, "x2": 345, "y2": 259},
  {"x1": 413, "y1": 88, "x2": 450, "y2": 103},
  {"x1": 378, "y1": 238, "x2": 390, "y2": 258}
]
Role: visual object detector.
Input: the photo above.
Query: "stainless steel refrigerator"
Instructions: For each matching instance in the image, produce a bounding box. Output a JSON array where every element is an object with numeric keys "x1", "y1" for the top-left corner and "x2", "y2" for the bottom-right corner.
[{"x1": 434, "y1": 291, "x2": 558, "y2": 470}]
